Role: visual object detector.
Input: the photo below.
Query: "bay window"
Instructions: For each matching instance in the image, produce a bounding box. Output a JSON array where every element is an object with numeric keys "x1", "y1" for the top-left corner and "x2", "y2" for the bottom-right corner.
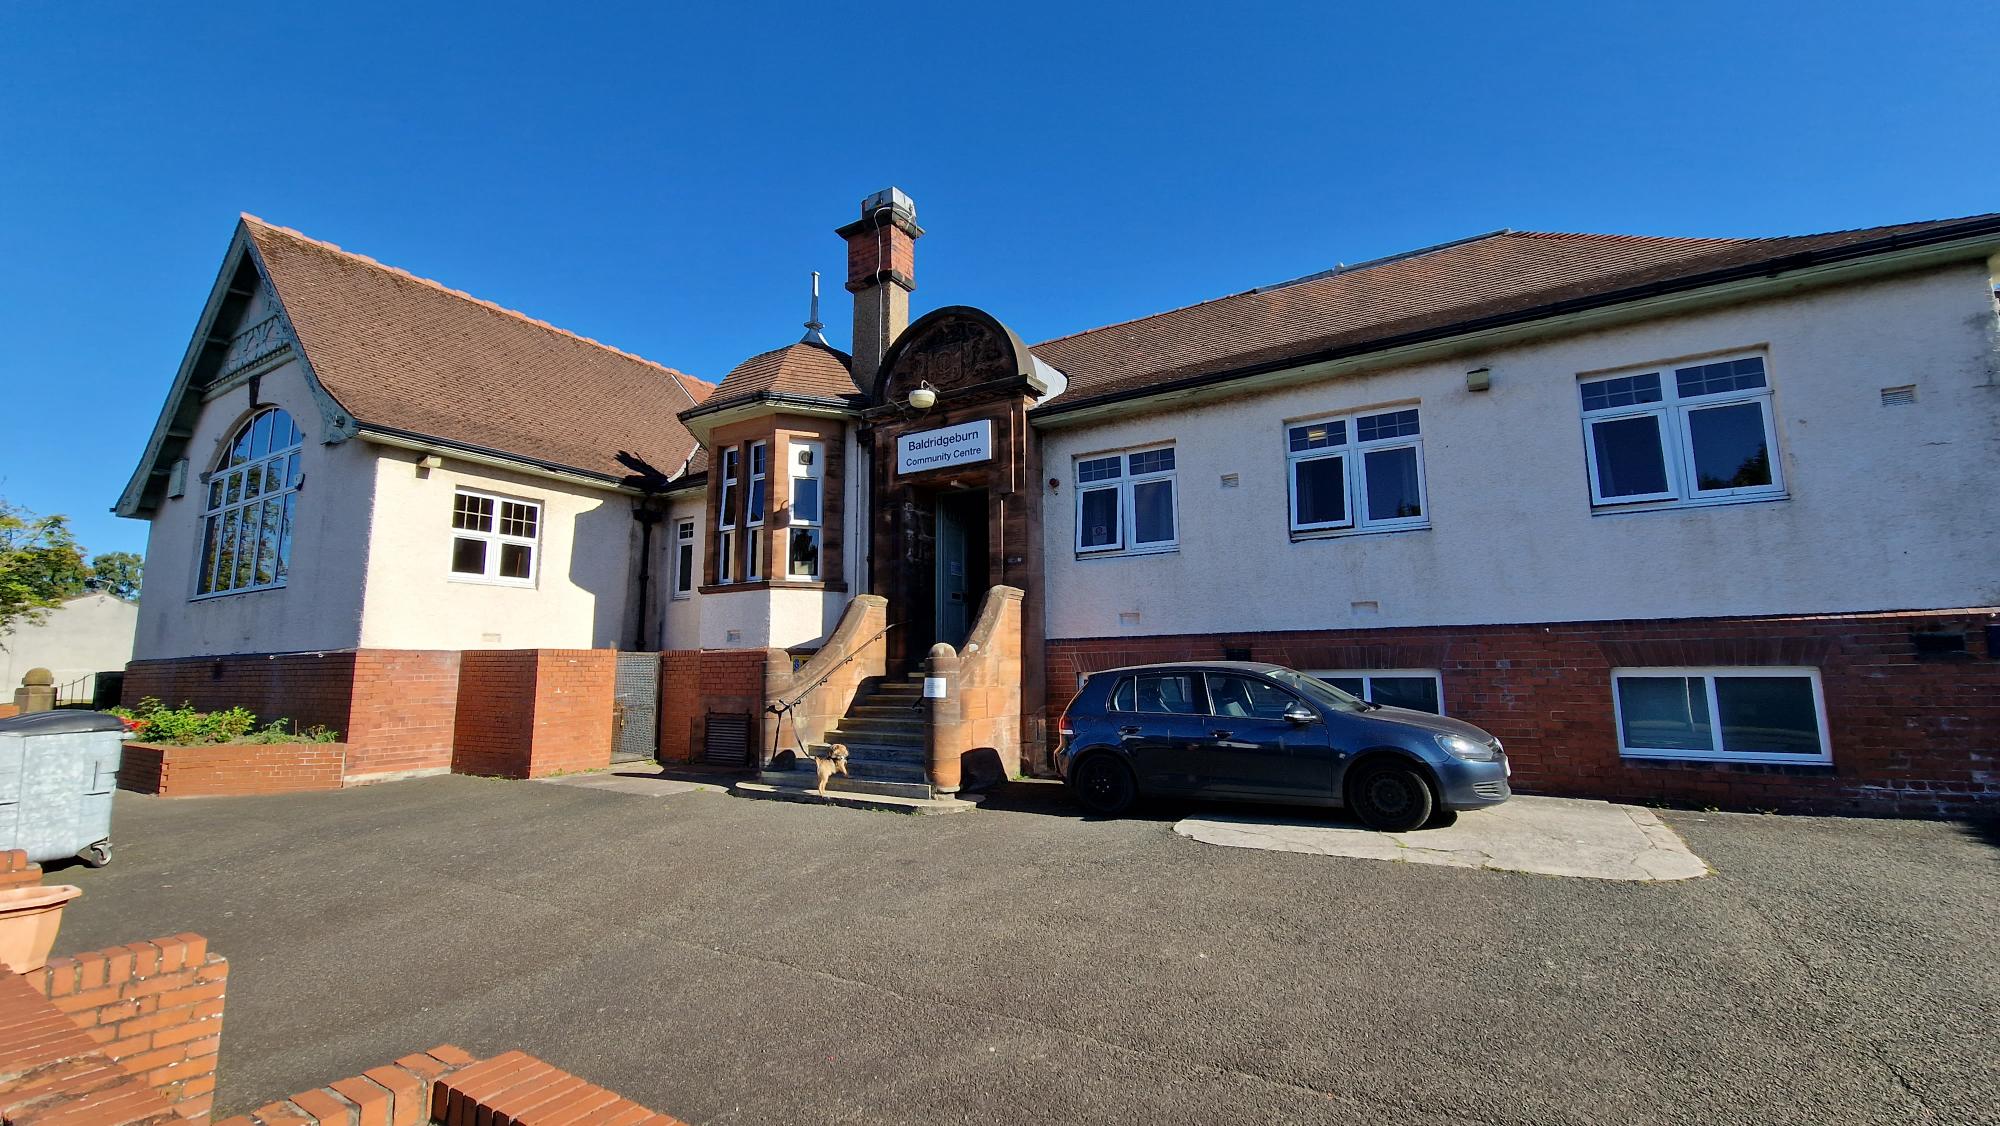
[
  {"x1": 1580, "y1": 354, "x2": 1783, "y2": 509},
  {"x1": 1611, "y1": 667, "x2": 1829, "y2": 764},
  {"x1": 1286, "y1": 407, "x2": 1427, "y2": 535},
  {"x1": 786, "y1": 440, "x2": 823, "y2": 580},
  {"x1": 716, "y1": 447, "x2": 739, "y2": 583},
  {"x1": 1075, "y1": 445, "x2": 1178, "y2": 556}
]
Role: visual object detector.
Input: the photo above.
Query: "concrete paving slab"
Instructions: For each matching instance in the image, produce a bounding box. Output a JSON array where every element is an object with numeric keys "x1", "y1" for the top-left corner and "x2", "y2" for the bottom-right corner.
[
  {"x1": 535, "y1": 770, "x2": 726, "y2": 798},
  {"x1": 1174, "y1": 795, "x2": 1710, "y2": 880}
]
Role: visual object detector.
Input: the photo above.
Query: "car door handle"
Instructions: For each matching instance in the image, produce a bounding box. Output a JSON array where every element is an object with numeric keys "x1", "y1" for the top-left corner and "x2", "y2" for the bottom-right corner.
[
  {"x1": 1119, "y1": 726, "x2": 1141, "y2": 736},
  {"x1": 1210, "y1": 730, "x2": 1232, "y2": 740}
]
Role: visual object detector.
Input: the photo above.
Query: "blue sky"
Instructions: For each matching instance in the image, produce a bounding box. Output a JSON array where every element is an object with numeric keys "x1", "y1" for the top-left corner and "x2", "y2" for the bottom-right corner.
[{"x1": 1, "y1": 1, "x2": 1992, "y2": 557}]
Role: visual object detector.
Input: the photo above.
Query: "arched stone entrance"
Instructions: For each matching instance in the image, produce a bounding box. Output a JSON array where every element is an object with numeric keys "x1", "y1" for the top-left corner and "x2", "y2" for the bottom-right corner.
[{"x1": 858, "y1": 306, "x2": 1057, "y2": 770}]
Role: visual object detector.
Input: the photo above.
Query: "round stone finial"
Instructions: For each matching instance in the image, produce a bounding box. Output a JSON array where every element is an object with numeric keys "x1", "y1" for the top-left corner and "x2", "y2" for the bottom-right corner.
[{"x1": 22, "y1": 668, "x2": 53, "y2": 687}]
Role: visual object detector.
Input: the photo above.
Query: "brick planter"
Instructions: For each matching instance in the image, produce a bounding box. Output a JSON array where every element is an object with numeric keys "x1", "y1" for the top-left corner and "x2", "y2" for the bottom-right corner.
[{"x1": 118, "y1": 740, "x2": 346, "y2": 797}]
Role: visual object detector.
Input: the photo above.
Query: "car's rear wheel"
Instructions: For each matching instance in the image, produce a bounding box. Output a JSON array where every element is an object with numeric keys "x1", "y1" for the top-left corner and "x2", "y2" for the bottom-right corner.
[
  {"x1": 1070, "y1": 755, "x2": 1137, "y2": 817},
  {"x1": 1348, "y1": 761, "x2": 1435, "y2": 832}
]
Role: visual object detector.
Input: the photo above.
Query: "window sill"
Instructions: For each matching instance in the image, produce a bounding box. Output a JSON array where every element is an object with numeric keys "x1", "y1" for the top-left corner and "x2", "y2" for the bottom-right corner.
[
  {"x1": 190, "y1": 582, "x2": 287, "y2": 602},
  {"x1": 1591, "y1": 491, "x2": 1788, "y2": 517},
  {"x1": 1075, "y1": 546, "x2": 1178, "y2": 561},
  {"x1": 1290, "y1": 523, "x2": 1431, "y2": 543},
  {"x1": 1619, "y1": 750, "x2": 1831, "y2": 768},
  {"x1": 448, "y1": 574, "x2": 538, "y2": 589},
  {"x1": 698, "y1": 580, "x2": 849, "y2": 595}
]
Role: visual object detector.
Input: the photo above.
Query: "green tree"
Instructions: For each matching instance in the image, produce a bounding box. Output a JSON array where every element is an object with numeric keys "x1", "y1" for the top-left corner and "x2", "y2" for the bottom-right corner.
[
  {"x1": 0, "y1": 499, "x2": 91, "y2": 636},
  {"x1": 88, "y1": 551, "x2": 143, "y2": 600}
]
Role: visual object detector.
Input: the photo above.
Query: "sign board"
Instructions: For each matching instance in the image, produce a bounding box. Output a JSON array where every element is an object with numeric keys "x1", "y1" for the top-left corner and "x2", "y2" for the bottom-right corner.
[
  {"x1": 923, "y1": 676, "x2": 948, "y2": 699},
  {"x1": 897, "y1": 419, "x2": 992, "y2": 475}
]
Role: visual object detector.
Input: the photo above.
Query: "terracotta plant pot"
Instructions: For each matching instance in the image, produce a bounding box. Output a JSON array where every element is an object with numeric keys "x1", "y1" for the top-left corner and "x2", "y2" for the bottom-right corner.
[{"x1": 0, "y1": 885, "x2": 82, "y2": 972}]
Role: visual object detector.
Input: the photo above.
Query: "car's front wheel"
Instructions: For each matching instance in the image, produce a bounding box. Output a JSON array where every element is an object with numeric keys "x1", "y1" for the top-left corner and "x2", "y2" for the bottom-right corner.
[
  {"x1": 1348, "y1": 760, "x2": 1435, "y2": 832},
  {"x1": 1070, "y1": 754, "x2": 1137, "y2": 817}
]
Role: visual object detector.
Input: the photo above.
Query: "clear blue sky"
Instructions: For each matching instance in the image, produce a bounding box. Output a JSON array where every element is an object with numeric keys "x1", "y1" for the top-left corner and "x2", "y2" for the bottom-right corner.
[{"x1": 2, "y1": 1, "x2": 1992, "y2": 558}]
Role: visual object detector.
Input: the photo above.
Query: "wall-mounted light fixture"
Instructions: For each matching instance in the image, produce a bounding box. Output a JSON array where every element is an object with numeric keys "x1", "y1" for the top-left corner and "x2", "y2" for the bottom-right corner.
[
  {"x1": 1466, "y1": 367, "x2": 1492, "y2": 393},
  {"x1": 1047, "y1": 477, "x2": 1061, "y2": 493},
  {"x1": 907, "y1": 381, "x2": 938, "y2": 412}
]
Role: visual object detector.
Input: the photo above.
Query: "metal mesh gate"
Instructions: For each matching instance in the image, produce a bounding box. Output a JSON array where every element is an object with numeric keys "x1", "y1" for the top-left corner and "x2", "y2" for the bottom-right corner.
[{"x1": 611, "y1": 652, "x2": 661, "y2": 764}]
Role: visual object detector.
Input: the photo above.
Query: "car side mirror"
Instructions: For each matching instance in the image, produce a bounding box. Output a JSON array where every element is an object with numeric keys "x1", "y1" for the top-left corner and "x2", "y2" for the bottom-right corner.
[{"x1": 1283, "y1": 704, "x2": 1315, "y2": 725}]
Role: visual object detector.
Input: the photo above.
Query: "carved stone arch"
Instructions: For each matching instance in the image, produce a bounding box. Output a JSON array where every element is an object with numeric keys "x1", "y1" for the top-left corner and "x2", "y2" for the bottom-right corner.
[{"x1": 872, "y1": 306, "x2": 1038, "y2": 407}]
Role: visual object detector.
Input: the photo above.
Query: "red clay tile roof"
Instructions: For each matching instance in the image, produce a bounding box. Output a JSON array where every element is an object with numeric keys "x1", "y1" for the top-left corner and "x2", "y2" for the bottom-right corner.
[
  {"x1": 243, "y1": 215, "x2": 707, "y2": 482},
  {"x1": 1031, "y1": 214, "x2": 2000, "y2": 409},
  {"x1": 699, "y1": 340, "x2": 858, "y2": 412}
]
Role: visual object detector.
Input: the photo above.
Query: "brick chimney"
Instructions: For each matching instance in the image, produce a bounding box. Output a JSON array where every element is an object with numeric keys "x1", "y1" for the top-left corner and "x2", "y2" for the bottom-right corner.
[{"x1": 837, "y1": 187, "x2": 922, "y2": 390}]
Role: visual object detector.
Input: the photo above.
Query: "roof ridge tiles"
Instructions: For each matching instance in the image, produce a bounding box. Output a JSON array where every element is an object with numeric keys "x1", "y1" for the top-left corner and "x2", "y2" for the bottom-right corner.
[{"x1": 239, "y1": 213, "x2": 706, "y2": 402}]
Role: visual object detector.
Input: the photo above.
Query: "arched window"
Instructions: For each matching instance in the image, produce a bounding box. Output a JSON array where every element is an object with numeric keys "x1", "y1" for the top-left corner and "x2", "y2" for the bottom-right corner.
[{"x1": 196, "y1": 407, "x2": 303, "y2": 596}]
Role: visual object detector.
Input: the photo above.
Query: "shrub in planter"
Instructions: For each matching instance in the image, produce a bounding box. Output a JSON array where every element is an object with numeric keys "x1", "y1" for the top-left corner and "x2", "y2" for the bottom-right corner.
[{"x1": 108, "y1": 698, "x2": 340, "y2": 746}]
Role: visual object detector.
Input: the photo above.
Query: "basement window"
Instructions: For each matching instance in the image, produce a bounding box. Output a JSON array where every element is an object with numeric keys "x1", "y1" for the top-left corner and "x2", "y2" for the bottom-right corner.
[
  {"x1": 1611, "y1": 667, "x2": 1829, "y2": 765},
  {"x1": 1308, "y1": 670, "x2": 1444, "y2": 714},
  {"x1": 450, "y1": 489, "x2": 540, "y2": 586}
]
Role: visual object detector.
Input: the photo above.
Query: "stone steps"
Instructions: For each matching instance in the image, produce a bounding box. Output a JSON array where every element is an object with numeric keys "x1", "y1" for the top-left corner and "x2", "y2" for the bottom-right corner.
[{"x1": 731, "y1": 777, "x2": 976, "y2": 815}]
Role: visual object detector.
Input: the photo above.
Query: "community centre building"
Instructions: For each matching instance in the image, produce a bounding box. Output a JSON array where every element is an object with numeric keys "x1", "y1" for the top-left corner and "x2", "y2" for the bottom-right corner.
[{"x1": 115, "y1": 192, "x2": 2000, "y2": 815}]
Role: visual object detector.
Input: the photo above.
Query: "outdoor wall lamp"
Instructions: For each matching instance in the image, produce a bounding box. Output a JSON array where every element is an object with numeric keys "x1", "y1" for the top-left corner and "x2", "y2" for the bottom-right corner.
[
  {"x1": 1466, "y1": 366, "x2": 1492, "y2": 392},
  {"x1": 907, "y1": 382, "x2": 938, "y2": 412}
]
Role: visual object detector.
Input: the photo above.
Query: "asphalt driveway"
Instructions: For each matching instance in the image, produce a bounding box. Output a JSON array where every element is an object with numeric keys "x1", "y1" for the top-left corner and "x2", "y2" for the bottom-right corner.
[{"x1": 47, "y1": 775, "x2": 1999, "y2": 1125}]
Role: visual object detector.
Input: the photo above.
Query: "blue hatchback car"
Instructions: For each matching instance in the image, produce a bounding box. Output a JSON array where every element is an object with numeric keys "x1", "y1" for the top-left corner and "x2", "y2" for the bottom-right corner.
[{"x1": 1055, "y1": 661, "x2": 1511, "y2": 831}]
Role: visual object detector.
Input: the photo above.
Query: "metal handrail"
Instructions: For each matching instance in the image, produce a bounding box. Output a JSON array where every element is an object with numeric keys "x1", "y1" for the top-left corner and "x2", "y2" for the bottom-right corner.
[{"x1": 764, "y1": 621, "x2": 904, "y2": 763}]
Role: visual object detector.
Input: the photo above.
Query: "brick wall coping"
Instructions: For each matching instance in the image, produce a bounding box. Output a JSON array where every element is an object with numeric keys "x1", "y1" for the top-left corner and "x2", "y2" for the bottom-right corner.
[
  {"x1": 215, "y1": 1046, "x2": 688, "y2": 1126},
  {"x1": 0, "y1": 961, "x2": 179, "y2": 1125},
  {"x1": 34, "y1": 934, "x2": 227, "y2": 1121},
  {"x1": 1047, "y1": 604, "x2": 2000, "y2": 645}
]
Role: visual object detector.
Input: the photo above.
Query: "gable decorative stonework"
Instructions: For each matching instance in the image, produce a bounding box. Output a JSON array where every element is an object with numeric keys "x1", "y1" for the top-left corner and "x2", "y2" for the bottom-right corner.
[{"x1": 873, "y1": 306, "x2": 1041, "y2": 407}]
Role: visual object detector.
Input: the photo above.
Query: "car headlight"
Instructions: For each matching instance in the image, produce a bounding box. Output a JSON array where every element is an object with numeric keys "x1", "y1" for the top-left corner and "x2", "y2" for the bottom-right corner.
[{"x1": 1435, "y1": 734, "x2": 1498, "y2": 762}]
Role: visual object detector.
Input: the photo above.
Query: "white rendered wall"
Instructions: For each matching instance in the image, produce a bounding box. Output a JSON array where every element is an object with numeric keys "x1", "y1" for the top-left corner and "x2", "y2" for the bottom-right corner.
[
  {"x1": 696, "y1": 584, "x2": 840, "y2": 650},
  {"x1": 131, "y1": 359, "x2": 376, "y2": 659},
  {"x1": 358, "y1": 453, "x2": 636, "y2": 651},
  {"x1": 1, "y1": 594, "x2": 138, "y2": 690},
  {"x1": 658, "y1": 490, "x2": 705, "y2": 651},
  {"x1": 1040, "y1": 262, "x2": 2000, "y2": 640}
]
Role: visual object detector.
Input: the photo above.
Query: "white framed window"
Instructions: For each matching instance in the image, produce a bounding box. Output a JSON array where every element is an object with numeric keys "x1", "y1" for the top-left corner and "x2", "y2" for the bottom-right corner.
[
  {"x1": 716, "y1": 446, "x2": 740, "y2": 584},
  {"x1": 1074, "y1": 444, "x2": 1177, "y2": 556},
  {"x1": 1308, "y1": 669, "x2": 1445, "y2": 714},
  {"x1": 745, "y1": 440, "x2": 767, "y2": 581},
  {"x1": 1611, "y1": 667, "x2": 1830, "y2": 765},
  {"x1": 196, "y1": 407, "x2": 303, "y2": 597},
  {"x1": 672, "y1": 518, "x2": 695, "y2": 599},
  {"x1": 785, "y1": 440, "x2": 823, "y2": 581},
  {"x1": 450, "y1": 489, "x2": 540, "y2": 586},
  {"x1": 1580, "y1": 353, "x2": 1784, "y2": 510},
  {"x1": 1286, "y1": 407, "x2": 1427, "y2": 535}
]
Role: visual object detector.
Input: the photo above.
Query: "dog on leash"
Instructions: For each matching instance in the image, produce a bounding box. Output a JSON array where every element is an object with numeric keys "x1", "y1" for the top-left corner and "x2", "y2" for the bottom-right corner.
[{"x1": 812, "y1": 744, "x2": 850, "y2": 795}]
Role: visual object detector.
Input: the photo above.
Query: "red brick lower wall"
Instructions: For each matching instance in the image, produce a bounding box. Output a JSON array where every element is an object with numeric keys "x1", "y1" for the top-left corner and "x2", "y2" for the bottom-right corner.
[
  {"x1": 346, "y1": 649, "x2": 462, "y2": 781},
  {"x1": 659, "y1": 648, "x2": 774, "y2": 767},
  {"x1": 0, "y1": 849, "x2": 39, "y2": 891},
  {"x1": 117, "y1": 743, "x2": 345, "y2": 797},
  {"x1": 1046, "y1": 608, "x2": 2000, "y2": 817},
  {"x1": 215, "y1": 1045, "x2": 688, "y2": 1126},
  {"x1": 123, "y1": 650, "x2": 462, "y2": 784},
  {"x1": 0, "y1": 969, "x2": 180, "y2": 1125},
  {"x1": 35, "y1": 932, "x2": 229, "y2": 1122},
  {"x1": 453, "y1": 650, "x2": 616, "y2": 778}
]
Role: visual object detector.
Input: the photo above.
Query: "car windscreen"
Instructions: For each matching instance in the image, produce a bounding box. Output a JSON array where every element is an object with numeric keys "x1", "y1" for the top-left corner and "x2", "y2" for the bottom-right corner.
[{"x1": 1268, "y1": 668, "x2": 1369, "y2": 712}]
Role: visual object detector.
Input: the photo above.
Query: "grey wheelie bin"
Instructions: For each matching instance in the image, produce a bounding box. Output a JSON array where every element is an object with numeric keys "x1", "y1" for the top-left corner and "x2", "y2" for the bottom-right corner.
[{"x1": 0, "y1": 711, "x2": 124, "y2": 867}]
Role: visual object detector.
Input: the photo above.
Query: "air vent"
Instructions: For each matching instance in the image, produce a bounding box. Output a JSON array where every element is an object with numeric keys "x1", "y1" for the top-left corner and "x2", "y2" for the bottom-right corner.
[{"x1": 1880, "y1": 385, "x2": 1916, "y2": 407}]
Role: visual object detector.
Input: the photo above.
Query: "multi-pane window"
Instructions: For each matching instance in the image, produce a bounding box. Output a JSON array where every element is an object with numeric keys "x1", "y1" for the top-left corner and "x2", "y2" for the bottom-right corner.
[
  {"x1": 1074, "y1": 445, "x2": 1178, "y2": 556},
  {"x1": 1580, "y1": 354, "x2": 1783, "y2": 508},
  {"x1": 1287, "y1": 407, "x2": 1427, "y2": 534},
  {"x1": 672, "y1": 519, "x2": 695, "y2": 599},
  {"x1": 786, "y1": 440, "x2": 823, "y2": 581},
  {"x1": 716, "y1": 447, "x2": 740, "y2": 583},
  {"x1": 450, "y1": 490, "x2": 540, "y2": 584},
  {"x1": 745, "y1": 441, "x2": 767, "y2": 581},
  {"x1": 1309, "y1": 670, "x2": 1445, "y2": 714},
  {"x1": 196, "y1": 407, "x2": 303, "y2": 597},
  {"x1": 1611, "y1": 667, "x2": 1829, "y2": 764}
]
